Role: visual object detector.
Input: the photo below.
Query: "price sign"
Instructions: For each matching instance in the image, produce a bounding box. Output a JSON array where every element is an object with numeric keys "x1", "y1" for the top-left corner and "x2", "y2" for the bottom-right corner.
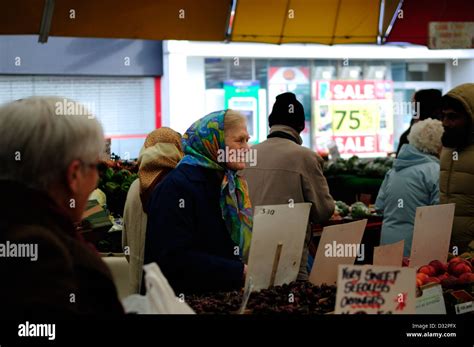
[{"x1": 331, "y1": 103, "x2": 378, "y2": 133}]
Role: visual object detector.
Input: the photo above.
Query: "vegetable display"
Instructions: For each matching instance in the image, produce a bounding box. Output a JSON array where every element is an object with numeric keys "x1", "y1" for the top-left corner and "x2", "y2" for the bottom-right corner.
[{"x1": 324, "y1": 155, "x2": 394, "y2": 178}]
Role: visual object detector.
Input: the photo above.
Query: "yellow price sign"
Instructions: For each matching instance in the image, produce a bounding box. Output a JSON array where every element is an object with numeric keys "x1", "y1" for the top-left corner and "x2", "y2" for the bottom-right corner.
[{"x1": 331, "y1": 103, "x2": 379, "y2": 133}]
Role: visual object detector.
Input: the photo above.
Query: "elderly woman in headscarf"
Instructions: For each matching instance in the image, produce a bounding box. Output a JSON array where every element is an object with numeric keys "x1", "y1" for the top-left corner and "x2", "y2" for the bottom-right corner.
[
  {"x1": 122, "y1": 127, "x2": 183, "y2": 294},
  {"x1": 143, "y1": 110, "x2": 253, "y2": 295}
]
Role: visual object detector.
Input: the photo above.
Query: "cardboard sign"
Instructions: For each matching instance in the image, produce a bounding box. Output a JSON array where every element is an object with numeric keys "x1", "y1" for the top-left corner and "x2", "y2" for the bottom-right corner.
[
  {"x1": 416, "y1": 284, "x2": 446, "y2": 314},
  {"x1": 335, "y1": 264, "x2": 416, "y2": 314},
  {"x1": 245, "y1": 203, "x2": 311, "y2": 292},
  {"x1": 410, "y1": 204, "x2": 455, "y2": 269},
  {"x1": 429, "y1": 22, "x2": 474, "y2": 49},
  {"x1": 309, "y1": 219, "x2": 366, "y2": 286},
  {"x1": 373, "y1": 240, "x2": 404, "y2": 267}
]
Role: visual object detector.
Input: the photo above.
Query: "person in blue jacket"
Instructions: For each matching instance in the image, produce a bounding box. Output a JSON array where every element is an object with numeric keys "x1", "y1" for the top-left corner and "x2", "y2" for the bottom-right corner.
[
  {"x1": 143, "y1": 110, "x2": 253, "y2": 295},
  {"x1": 375, "y1": 118, "x2": 444, "y2": 257}
]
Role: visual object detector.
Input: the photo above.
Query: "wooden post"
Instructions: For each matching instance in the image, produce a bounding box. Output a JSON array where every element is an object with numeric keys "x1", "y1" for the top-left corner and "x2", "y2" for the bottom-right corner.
[{"x1": 269, "y1": 242, "x2": 283, "y2": 287}]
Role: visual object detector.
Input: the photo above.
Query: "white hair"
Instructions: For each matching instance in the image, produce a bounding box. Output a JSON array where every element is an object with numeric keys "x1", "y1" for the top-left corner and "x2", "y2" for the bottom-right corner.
[
  {"x1": 0, "y1": 96, "x2": 104, "y2": 190},
  {"x1": 224, "y1": 109, "x2": 247, "y2": 131},
  {"x1": 408, "y1": 118, "x2": 444, "y2": 155}
]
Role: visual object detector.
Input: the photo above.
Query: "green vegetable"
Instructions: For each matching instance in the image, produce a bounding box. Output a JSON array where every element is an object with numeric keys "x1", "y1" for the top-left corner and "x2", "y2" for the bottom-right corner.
[
  {"x1": 105, "y1": 167, "x2": 114, "y2": 181},
  {"x1": 105, "y1": 181, "x2": 120, "y2": 193},
  {"x1": 350, "y1": 202, "x2": 370, "y2": 218},
  {"x1": 335, "y1": 201, "x2": 350, "y2": 216}
]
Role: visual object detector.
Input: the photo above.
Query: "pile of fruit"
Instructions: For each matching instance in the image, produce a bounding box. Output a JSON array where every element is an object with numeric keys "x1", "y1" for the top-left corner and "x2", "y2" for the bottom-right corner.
[
  {"x1": 247, "y1": 281, "x2": 336, "y2": 314},
  {"x1": 416, "y1": 254, "x2": 474, "y2": 289},
  {"x1": 98, "y1": 159, "x2": 138, "y2": 216},
  {"x1": 186, "y1": 281, "x2": 336, "y2": 314},
  {"x1": 324, "y1": 156, "x2": 394, "y2": 178}
]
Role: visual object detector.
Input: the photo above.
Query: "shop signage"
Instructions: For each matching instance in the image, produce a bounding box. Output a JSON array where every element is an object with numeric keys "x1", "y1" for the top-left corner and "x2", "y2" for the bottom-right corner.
[
  {"x1": 429, "y1": 22, "x2": 474, "y2": 49},
  {"x1": 335, "y1": 264, "x2": 416, "y2": 314},
  {"x1": 314, "y1": 80, "x2": 394, "y2": 156},
  {"x1": 415, "y1": 284, "x2": 446, "y2": 314},
  {"x1": 373, "y1": 240, "x2": 404, "y2": 267},
  {"x1": 409, "y1": 204, "x2": 455, "y2": 269},
  {"x1": 245, "y1": 203, "x2": 311, "y2": 292},
  {"x1": 309, "y1": 219, "x2": 366, "y2": 286}
]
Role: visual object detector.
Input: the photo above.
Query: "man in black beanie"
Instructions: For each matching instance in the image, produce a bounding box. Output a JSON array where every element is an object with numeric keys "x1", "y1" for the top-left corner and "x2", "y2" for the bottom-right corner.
[{"x1": 243, "y1": 92, "x2": 334, "y2": 280}]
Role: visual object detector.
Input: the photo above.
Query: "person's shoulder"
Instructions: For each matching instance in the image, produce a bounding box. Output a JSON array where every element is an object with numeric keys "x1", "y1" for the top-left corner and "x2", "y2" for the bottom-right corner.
[{"x1": 7, "y1": 223, "x2": 72, "y2": 263}]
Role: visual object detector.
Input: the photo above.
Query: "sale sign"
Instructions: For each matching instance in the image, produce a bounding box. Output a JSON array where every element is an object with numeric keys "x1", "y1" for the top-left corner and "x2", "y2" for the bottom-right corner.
[{"x1": 313, "y1": 80, "x2": 394, "y2": 157}]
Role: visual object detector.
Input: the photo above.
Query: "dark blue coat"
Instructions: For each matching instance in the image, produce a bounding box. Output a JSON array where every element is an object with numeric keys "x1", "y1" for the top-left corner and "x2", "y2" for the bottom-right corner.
[{"x1": 143, "y1": 164, "x2": 244, "y2": 295}]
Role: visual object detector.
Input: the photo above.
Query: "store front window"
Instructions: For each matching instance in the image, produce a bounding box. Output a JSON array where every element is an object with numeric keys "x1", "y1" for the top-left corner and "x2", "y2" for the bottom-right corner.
[{"x1": 204, "y1": 58, "x2": 446, "y2": 158}]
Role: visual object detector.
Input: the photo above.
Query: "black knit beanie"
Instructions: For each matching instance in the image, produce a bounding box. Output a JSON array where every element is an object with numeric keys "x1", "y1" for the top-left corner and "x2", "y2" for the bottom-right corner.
[{"x1": 268, "y1": 92, "x2": 305, "y2": 132}]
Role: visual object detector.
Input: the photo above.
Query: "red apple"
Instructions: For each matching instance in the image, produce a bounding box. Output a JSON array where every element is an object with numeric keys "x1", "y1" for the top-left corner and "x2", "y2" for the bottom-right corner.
[
  {"x1": 448, "y1": 262, "x2": 472, "y2": 277},
  {"x1": 437, "y1": 272, "x2": 449, "y2": 281},
  {"x1": 429, "y1": 260, "x2": 448, "y2": 275},
  {"x1": 418, "y1": 265, "x2": 436, "y2": 277},
  {"x1": 449, "y1": 257, "x2": 463, "y2": 265},
  {"x1": 416, "y1": 278, "x2": 423, "y2": 287},
  {"x1": 458, "y1": 272, "x2": 474, "y2": 284},
  {"x1": 425, "y1": 277, "x2": 441, "y2": 284},
  {"x1": 416, "y1": 272, "x2": 429, "y2": 284},
  {"x1": 441, "y1": 276, "x2": 460, "y2": 289}
]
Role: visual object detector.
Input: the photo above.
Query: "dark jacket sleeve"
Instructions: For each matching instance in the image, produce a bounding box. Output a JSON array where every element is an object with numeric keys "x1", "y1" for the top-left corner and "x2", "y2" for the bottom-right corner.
[
  {"x1": 1, "y1": 226, "x2": 123, "y2": 317},
  {"x1": 145, "y1": 177, "x2": 244, "y2": 294}
]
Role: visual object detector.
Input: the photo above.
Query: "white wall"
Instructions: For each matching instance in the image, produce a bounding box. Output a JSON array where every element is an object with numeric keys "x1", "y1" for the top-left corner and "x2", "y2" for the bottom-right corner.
[
  {"x1": 446, "y1": 59, "x2": 474, "y2": 91},
  {"x1": 161, "y1": 43, "x2": 206, "y2": 134}
]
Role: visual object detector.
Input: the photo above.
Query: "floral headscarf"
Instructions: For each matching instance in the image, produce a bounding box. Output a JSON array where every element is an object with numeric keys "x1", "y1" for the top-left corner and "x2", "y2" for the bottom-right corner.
[{"x1": 179, "y1": 111, "x2": 253, "y2": 260}]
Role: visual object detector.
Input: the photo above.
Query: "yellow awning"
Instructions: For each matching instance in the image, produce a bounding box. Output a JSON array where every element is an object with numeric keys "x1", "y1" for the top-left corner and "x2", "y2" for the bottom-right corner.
[
  {"x1": 0, "y1": 0, "x2": 231, "y2": 41},
  {"x1": 231, "y1": 0, "x2": 401, "y2": 44}
]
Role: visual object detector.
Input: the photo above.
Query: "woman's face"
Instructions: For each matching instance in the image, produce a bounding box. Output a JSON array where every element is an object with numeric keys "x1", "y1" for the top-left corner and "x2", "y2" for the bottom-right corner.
[
  {"x1": 66, "y1": 159, "x2": 100, "y2": 222},
  {"x1": 224, "y1": 121, "x2": 250, "y2": 171}
]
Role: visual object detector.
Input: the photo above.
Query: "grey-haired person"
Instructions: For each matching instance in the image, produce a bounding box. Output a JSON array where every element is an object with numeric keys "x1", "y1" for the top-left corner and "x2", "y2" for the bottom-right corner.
[{"x1": 0, "y1": 96, "x2": 124, "y2": 317}]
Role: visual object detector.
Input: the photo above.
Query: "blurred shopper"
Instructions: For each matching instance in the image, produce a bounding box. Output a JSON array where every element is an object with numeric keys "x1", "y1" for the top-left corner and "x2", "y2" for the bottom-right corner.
[
  {"x1": 122, "y1": 127, "x2": 183, "y2": 294},
  {"x1": 0, "y1": 96, "x2": 123, "y2": 316},
  {"x1": 143, "y1": 110, "x2": 252, "y2": 294},
  {"x1": 440, "y1": 83, "x2": 474, "y2": 253},
  {"x1": 396, "y1": 89, "x2": 442, "y2": 156},
  {"x1": 244, "y1": 92, "x2": 334, "y2": 280},
  {"x1": 376, "y1": 118, "x2": 444, "y2": 256}
]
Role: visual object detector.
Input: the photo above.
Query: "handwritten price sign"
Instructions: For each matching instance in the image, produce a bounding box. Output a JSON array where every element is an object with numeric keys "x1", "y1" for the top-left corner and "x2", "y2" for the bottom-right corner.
[{"x1": 335, "y1": 265, "x2": 416, "y2": 314}]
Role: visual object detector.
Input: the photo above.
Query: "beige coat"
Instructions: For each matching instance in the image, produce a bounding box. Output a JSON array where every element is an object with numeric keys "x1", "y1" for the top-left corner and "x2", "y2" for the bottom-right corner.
[
  {"x1": 122, "y1": 179, "x2": 148, "y2": 294},
  {"x1": 243, "y1": 125, "x2": 335, "y2": 280},
  {"x1": 440, "y1": 83, "x2": 474, "y2": 253}
]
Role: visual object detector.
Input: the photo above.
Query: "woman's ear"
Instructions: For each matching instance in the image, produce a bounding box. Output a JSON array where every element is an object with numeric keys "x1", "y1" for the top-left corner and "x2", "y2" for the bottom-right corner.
[{"x1": 66, "y1": 159, "x2": 82, "y2": 194}]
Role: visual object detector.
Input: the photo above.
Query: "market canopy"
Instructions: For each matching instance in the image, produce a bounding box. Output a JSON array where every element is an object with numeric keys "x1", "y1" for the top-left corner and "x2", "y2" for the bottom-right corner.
[
  {"x1": 0, "y1": 0, "x2": 473, "y2": 48},
  {"x1": 0, "y1": 0, "x2": 232, "y2": 42},
  {"x1": 231, "y1": 0, "x2": 401, "y2": 44}
]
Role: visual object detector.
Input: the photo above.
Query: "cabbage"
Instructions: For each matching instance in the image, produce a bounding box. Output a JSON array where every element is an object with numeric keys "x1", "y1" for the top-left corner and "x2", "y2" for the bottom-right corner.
[{"x1": 350, "y1": 202, "x2": 370, "y2": 218}]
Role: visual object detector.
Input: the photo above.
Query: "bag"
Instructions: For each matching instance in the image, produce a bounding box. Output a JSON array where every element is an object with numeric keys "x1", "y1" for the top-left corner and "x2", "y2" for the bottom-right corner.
[{"x1": 121, "y1": 262, "x2": 195, "y2": 314}]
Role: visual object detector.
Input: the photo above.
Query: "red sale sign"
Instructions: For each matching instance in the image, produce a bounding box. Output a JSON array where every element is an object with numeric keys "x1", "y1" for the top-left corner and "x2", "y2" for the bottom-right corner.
[
  {"x1": 313, "y1": 80, "x2": 394, "y2": 157},
  {"x1": 333, "y1": 135, "x2": 377, "y2": 154},
  {"x1": 329, "y1": 81, "x2": 392, "y2": 100}
]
